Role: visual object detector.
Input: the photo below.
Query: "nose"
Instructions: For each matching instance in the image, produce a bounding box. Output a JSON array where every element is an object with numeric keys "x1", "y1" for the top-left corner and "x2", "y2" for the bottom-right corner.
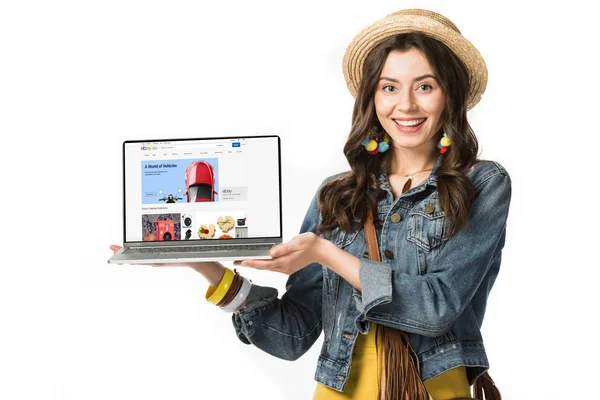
[{"x1": 395, "y1": 89, "x2": 418, "y2": 113}]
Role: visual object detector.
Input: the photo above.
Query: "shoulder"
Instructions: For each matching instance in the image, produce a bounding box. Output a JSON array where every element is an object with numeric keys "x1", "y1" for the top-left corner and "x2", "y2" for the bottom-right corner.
[
  {"x1": 303, "y1": 171, "x2": 352, "y2": 216},
  {"x1": 468, "y1": 159, "x2": 511, "y2": 190},
  {"x1": 304, "y1": 171, "x2": 350, "y2": 212},
  {"x1": 310, "y1": 171, "x2": 352, "y2": 196},
  {"x1": 320, "y1": 171, "x2": 351, "y2": 186},
  {"x1": 301, "y1": 172, "x2": 351, "y2": 232}
]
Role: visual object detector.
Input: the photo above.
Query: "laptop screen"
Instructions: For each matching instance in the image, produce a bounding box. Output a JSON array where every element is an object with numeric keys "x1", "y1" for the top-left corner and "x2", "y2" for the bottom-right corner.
[{"x1": 123, "y1": 136, "x2": 281, "y2": 243}]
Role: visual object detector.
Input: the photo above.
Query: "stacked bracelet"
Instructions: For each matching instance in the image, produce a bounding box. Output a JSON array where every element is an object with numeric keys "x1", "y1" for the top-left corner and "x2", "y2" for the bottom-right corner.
[
  {"x1": 216, "y1": 269, "x2": 243, "y2": 307},
  {"x1": 205, "y1": 267, "x2": 252, "y2": 313},
  {"x1": 205, "y1": 267, "x2": 234, "y2": 305},
  {"x1": 220, "y1": 276, "x2": 251, "y2": 313}
]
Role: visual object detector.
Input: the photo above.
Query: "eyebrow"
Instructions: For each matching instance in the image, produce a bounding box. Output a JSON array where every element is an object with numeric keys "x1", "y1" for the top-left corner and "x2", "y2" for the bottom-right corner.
[{"x1": 379, "y1": 74, "x2": 439, "y2": 83}]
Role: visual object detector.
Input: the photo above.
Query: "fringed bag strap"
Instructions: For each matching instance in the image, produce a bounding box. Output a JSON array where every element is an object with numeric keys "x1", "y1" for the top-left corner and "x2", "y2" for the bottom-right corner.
[
  {"x1": 473, "y1": 372, "x2": 502, "y2": 400},
  {"x1": 364, "y1": 210, "x2": 430, "y2": 400}
]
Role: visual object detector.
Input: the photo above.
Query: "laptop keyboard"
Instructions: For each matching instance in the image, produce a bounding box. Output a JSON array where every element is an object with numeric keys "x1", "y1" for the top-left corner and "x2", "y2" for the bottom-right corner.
[{"x1": 125, "y1": 244, "x2": 274, "y2": 254}]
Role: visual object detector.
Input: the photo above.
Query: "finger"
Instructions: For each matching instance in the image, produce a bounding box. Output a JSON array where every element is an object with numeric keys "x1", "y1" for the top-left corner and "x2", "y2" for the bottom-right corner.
[
  {"x1": 265, "y1": 253, "x2": 295, "y2": 270},
  {"x1": 151, "y1": 263, "x2": 183, "y2": 267},
  {"x1": 272, "y1": 233, "x2": 313, "y2": 256},
  {"x1": 240, "y1": 259, "x2": 279, "y2": 270},
  {"x1": 269, "y1": 244, "x2": 285, "y2": 257},
  {"x1": 110, "y1": 245, "x2": 122, "y2": 254},
  {"x1": 270, "y1": 241, "x2": 299, "y2": 257},
  {"x1": 264, "y1": 252, "x2": 309, "y2": 275}
]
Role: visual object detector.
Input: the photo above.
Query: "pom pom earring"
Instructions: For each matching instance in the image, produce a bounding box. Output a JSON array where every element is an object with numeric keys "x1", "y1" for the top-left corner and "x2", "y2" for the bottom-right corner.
[
  {"x1": 437, "y1": 132, "x2": 452, "y2": 154},
  {"x1": 362, "y1": 127, "x2": 391, "y2": 155}
]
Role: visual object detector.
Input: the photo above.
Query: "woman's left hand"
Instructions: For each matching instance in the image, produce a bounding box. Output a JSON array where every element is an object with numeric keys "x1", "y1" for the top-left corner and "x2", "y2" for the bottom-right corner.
[{"x1": 234, "y1": 232, "x2": 325, "y2": 275}]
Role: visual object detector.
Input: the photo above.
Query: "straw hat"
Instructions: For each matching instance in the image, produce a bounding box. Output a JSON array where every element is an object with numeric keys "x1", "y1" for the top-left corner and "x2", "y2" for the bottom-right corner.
[{"x1": 342, "y1": 9, "x2": 488, "y2": 110}]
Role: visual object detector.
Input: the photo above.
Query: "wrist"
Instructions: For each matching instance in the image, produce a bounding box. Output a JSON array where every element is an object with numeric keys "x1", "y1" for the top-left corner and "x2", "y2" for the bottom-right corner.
[
  {"x1": 315, "y1": 237, "x2": 336, "y2": 266},
  {"x1": 189, "y1": 262, "x2": 226, "y2": 287},
  {"x1": 316, "y1": 237, "x2": 362, "y2": 291}
]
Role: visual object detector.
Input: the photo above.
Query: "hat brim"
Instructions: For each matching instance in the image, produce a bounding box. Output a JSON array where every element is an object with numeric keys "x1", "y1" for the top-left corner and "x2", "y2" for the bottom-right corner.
[{"x1": 343, "y1": 11, "x2": 488, "y2": 111}]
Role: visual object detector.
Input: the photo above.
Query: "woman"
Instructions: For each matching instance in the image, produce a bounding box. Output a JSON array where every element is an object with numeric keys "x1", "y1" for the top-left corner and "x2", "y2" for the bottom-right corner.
[{"x1": 111, "y1": 9, "x2": 510, "y2": 400}]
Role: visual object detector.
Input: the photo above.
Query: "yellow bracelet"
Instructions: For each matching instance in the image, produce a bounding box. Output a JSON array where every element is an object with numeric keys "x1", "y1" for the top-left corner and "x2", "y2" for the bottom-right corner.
[{"x1": 205, "y1": 268, "x2": 235, "y2": 305}]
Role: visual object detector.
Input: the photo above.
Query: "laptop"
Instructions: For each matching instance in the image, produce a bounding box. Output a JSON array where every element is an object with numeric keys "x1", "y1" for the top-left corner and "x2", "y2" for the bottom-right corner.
[{"x1": 108, "y1": 135, "x2": 282, "y2": 264}]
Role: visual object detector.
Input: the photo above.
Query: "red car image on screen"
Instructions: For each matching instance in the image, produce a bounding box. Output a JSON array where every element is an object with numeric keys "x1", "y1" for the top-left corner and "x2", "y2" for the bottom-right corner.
[{"x1": 185, "y1": 161, "x2": 218, "y2": 202}]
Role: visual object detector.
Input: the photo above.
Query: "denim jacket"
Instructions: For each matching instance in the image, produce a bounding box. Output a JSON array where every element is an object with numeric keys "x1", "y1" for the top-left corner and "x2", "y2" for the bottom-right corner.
[{"x1": 232, "y1": 154, "x2": 512, "y2": 392}]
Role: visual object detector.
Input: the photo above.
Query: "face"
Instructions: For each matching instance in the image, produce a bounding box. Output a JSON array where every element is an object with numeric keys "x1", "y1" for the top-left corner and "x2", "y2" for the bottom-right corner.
[{"x1": 374, "y1": 48, "x2": 446, "y2": 153}]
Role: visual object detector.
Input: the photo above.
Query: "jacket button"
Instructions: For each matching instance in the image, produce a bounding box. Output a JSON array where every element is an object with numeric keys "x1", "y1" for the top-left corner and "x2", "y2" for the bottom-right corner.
[
  {"x1": 390, "y1": 213, "x2": 402, "y2": 223},
  {"x1": 384, "y1": 249, "x2": 394, "y2": 259},
  {"x1": 337, "y1": 375, "x2": 345, "y2": 381},
  {"x1": 424, "y1": 204, "x2": 435, "y2": 214}
]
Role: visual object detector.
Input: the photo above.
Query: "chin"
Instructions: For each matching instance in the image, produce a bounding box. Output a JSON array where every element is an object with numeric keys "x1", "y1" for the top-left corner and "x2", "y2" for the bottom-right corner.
[{"x1": 391, "y1": 138, "x2": 424, "y2": 148}]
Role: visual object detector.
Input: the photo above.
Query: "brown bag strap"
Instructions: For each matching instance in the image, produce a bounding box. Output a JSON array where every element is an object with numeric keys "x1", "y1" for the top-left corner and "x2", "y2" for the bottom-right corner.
[
  {"x1": 364, "y1": 210, "x2": 381, "y2": 262},
  {"x1": 363, "y1": 210, "x2": 501, "y2": 400}
]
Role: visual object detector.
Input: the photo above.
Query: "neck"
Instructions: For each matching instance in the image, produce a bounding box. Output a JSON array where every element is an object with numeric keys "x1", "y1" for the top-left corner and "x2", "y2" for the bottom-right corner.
[{"x1": 391, "y1": 145, "x2": 438, "y2": 176}]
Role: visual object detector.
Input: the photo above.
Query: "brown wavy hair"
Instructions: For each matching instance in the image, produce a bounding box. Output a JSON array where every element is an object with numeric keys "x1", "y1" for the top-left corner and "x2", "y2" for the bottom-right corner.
[{"x1": 318, "y1": 32, "x2": 479, "y2": 239}]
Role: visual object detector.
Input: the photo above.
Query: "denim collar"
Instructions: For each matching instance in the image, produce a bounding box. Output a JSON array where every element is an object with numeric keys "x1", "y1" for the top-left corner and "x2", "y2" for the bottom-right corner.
[{"x1": 378, "y1": 153, "x2": 443, "y2": 192}]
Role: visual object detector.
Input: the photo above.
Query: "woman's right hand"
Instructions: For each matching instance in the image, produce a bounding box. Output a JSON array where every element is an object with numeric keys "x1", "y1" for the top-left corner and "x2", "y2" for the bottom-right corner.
[{"x1": 108, "y1": 244, "x2": 227, "y2": 287}]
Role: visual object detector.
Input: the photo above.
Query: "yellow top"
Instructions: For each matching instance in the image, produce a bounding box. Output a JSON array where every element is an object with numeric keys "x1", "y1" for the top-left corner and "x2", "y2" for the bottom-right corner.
[{"x1": 313, "y1": 323, "x2": 470, "y2": 400}]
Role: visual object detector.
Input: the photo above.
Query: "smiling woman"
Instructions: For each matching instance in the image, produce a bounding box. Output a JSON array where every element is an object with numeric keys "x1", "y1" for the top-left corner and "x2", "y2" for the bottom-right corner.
[
  {"x1": 111, "y1": 8, "x2": 509, "y2": 400},
  {"x1": 228, "y1": 9, "x2": 507, "y2": 400}
]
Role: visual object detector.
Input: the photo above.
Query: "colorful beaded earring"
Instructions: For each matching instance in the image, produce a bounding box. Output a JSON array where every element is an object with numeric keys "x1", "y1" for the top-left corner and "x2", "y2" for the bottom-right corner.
[
  {"x1": 362, "y1": 127, "x2": 391, "y2": 155},
  {"x1": 437, "y1": 132, "x2": 452, "y2": 154}
]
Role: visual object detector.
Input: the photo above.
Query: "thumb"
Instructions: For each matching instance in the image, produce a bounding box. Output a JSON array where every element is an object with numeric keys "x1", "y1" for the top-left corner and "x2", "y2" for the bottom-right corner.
[
  {"x1": 110, "y1": 245, "x2": 122, "y2": 254},
  {"x1": 273, "y1": 235, "x2": 304, "y2": 256}
]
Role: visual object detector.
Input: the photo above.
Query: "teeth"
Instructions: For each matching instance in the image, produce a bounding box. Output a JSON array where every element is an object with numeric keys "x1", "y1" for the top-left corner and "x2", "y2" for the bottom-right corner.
[{"x1": 395, "y1": 118, "x2": 426, "y2": 127}]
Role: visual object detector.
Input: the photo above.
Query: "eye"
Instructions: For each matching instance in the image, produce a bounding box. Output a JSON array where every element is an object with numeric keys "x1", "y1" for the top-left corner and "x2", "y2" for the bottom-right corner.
[
  {"x1": 382, "y1": 85, "x2": 396, "y2": 93},
  {"x1": 417, "y1": 84, "x2": 433, "y2": 91}
]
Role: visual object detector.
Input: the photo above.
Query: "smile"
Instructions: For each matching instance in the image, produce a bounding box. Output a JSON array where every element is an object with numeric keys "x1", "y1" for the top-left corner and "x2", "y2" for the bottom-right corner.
[{"x1": 394, "y1": 118, "x2": 427, "y2": 127}]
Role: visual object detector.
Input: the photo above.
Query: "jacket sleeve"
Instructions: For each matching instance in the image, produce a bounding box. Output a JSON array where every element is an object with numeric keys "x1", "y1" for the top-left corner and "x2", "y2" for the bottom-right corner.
[
  {"x1": 354, "y1": 170, "x2": 512, "y2": 337},
  {"x1": 231, "y1": 184, "x2": 324, "y2": 361}
]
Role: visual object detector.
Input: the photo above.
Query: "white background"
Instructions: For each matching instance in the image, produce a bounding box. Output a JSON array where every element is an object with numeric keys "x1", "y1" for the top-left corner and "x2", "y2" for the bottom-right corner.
[{"x1": 1, "y1": 1, "x2": 598, "y2": 399}]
